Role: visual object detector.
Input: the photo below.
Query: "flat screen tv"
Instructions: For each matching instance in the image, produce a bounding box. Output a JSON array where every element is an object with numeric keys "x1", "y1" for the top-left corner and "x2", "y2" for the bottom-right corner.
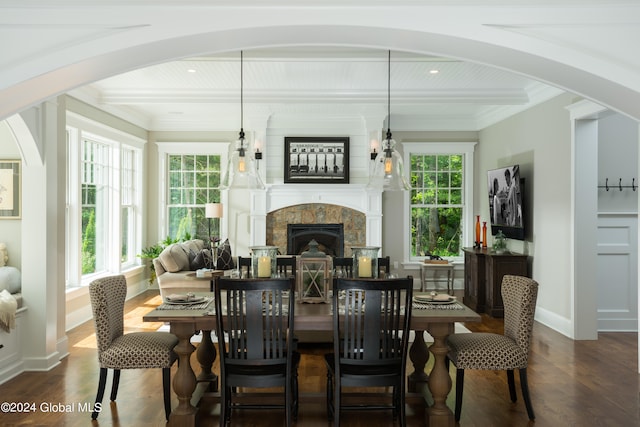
[{"x1": 487, "y1": 165, "x2": 525, "y2": 240}]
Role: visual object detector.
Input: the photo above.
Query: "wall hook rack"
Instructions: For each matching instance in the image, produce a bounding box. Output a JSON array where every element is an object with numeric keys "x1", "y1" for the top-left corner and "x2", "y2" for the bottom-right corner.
[{"x1": 598, "y1": 177, "x2": 637, "y2": 191}]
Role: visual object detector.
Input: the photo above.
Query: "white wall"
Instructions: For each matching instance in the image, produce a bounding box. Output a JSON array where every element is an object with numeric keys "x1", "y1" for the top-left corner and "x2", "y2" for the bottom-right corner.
[
  {"x1": 478, "y1": 93, "x2": 576, "y2": 331},
  {"x1": 598, "y1": 113, "x2": 639, "y2": 213}
]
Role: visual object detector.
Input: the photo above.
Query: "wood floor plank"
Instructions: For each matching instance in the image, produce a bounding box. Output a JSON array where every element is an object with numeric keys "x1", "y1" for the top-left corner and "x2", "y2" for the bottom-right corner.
[{"x1": 0, "y1": 289, "x2": 638, "y2": 426}]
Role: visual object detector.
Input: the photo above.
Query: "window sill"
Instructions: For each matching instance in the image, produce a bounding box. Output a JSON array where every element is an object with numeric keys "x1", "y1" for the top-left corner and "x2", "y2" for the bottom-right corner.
[{"x1": 65, "y1": 265, "x2": 146, "y2": 300}]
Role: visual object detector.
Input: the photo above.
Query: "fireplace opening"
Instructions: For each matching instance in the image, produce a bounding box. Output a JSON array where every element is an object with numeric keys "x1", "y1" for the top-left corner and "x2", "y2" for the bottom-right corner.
[{"x1": 287, "y1": 224, "x2": 344, "y2": 256}]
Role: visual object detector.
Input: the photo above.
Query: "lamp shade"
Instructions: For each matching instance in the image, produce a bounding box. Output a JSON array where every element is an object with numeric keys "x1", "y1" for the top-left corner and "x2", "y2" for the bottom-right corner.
[{"x1": 205, "y1": 202, "x2": 223, "y2": 218}]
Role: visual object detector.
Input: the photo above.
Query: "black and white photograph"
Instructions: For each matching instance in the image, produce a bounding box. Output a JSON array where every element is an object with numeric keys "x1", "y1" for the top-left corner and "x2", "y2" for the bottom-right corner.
[
  {"x1": 284, "y1": 137, "x2": 349, "y2": 184},
  {"x1": 487, "y1": 164, "x2": 522, "y2": 228}
]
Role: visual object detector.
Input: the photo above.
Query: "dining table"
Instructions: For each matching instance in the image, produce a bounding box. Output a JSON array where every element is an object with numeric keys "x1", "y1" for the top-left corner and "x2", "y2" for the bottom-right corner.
[{"x1": 143, "y1": 291, "x2": 480, "y2": 427}]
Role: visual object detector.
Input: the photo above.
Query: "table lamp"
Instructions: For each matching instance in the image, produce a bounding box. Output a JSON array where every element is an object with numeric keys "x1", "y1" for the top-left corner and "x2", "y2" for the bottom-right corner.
[{"x1": 205, "y1": 203, "x2": 223, "y2": 268}]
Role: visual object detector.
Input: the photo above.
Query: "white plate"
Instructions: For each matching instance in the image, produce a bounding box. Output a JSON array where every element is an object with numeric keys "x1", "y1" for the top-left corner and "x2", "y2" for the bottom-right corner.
[
  {"x1": 164, "y1": 297, "x2": 207, "y2": 305},
  {"x1": 413, "y1": 296, "x2": 457, "y2": 305}
]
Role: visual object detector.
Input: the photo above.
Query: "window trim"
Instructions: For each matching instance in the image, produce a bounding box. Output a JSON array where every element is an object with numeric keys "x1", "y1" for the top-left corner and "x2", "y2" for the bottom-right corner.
[
  {"x1": 402, "y1": 142, "x2": 477, "y2": 262},
  {"x1": 156, "y1": 142, "x2": 229, "y2": 241},
  {"x1": 66, "y1": 112, "x2": 144, "y2": 288}
]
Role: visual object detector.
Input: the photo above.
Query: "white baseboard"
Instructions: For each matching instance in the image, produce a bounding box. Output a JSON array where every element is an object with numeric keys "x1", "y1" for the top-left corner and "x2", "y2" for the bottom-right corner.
[{"x1": 534, "y1": 306, "x2": 575, "y2": 339}]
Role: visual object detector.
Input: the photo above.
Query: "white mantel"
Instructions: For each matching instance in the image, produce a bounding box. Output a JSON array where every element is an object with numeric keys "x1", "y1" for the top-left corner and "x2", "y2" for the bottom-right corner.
[{"x1": 247, "y1": 183, "x2": 383, "y2": 248}]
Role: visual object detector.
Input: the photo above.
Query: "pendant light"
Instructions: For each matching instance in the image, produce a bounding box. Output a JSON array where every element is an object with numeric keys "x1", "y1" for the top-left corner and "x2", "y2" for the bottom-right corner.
[
  {"x1": 368, "y1": 50, "x2": 411, "y2": 192},
  {"x1": 220, "y1": 51, "x2": 265, "y2": 190}
]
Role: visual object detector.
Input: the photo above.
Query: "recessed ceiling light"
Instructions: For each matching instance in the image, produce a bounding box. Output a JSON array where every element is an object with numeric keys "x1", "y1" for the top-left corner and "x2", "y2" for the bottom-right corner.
[
  {"x1": 429, "y1": 69, "x2": 439, "y2": 75},
  {"x1": 187, "y1": 68, "x2": 197, "y2": 73}
]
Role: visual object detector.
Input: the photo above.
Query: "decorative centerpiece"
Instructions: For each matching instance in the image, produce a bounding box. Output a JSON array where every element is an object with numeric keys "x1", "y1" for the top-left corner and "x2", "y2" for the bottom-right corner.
[
  {"x1": 351, "y1": 246, "x2": 380, "y2": 278},
  {"x1": 250, "y1": 246, "x2": 278, "y2": 278},
  {"x1": 493, "y1": 230, "x2": 508, "y2": 254},
  {"x1": 297, "y1": 240, "x2": 331, "y2": 303}
]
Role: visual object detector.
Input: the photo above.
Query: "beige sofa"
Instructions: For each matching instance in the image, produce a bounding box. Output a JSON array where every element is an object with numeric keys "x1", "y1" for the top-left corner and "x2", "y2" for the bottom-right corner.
[{"x1": 152, "y1": 239, "x2": 212, "y2": 299}]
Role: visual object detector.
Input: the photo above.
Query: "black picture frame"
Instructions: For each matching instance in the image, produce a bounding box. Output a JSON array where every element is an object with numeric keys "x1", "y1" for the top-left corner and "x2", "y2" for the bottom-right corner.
[{"x1": 284, "y1": 137, "x2": 349, "y2": 184}]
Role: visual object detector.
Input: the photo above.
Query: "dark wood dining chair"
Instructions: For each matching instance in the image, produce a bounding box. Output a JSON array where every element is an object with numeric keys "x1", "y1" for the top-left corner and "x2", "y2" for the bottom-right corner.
[
  {"x1": 332, "y1": 256, "x2": 353, "y2": 277},
  {"x1": 236, "y1": 255, "x2": 251, "y2": 277},
  {"x1": 214, "y1": 277, "x2": 300, "y2": 426},
  {"x1": 325, "y1": 276, "x2": 413, "y2": 427},
  {"x1": 89, "y1": 275, "x2": 178, "y2": 421},
  {"x1": 446, "y1": 275, "x2": 539, "y2": 421},
  {"x1": 378, "y1": 255, "x2": 391, "y2": 276},
  {"x1": 276, "y1": 255, "x2": 297, "y2": 280}
]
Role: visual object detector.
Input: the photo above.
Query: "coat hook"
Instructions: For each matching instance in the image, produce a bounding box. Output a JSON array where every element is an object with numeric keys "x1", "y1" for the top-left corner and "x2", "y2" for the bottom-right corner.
[
  {"x1": 619, "y1": 178, "x2": 623, "y2": 191},
  {"x1": 606, "y1": 177, "x2": 609, "y2": 191}
]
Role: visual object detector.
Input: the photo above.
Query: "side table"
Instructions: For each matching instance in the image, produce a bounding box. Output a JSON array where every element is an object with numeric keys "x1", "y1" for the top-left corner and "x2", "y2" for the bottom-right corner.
[{"x1": 419, "y1": 262, "x2": 454, "y2": 295}]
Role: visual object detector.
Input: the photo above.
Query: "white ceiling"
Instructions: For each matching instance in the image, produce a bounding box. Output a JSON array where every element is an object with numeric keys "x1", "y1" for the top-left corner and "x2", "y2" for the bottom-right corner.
[
  {"x1": 3, "y1": 1, "x2": 640, "y2": 130},
  {"x1": 71, "y1": 47, "x2": 563, "y2": 132}
]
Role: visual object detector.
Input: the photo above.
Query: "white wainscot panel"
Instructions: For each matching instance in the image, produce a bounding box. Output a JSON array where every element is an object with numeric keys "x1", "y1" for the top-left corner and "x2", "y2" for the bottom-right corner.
[{"x1": 597, "y1": 215, "x2": 638, "y2": 332}]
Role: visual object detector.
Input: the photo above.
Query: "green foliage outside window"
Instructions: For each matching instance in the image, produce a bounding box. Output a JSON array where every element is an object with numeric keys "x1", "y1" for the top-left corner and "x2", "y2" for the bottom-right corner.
[
  {"x1": 410, "y1": 154, "x2": 464, "y2": 257},
  {"x1": 82, "y1": 208, "x2": 96, "y2": 274},
  {"x1": 167, "y1": 154, "x2": 222, "y2": 242}
]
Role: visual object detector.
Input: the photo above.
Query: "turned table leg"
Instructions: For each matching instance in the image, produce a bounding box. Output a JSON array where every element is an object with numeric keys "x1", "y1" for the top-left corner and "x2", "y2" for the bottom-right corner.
[
  {"x1": 196, "y1": 329, "x2": 218, "y2": 391},
  {"x1": 407, "y1": 330, "x2": 430, "y2": 393},
  {"x1": 425, "y1": 322, "x2": 455, "y2": 427},
  {"x1": 169, "y1": 322, "x2": 198, "y2": 427}
]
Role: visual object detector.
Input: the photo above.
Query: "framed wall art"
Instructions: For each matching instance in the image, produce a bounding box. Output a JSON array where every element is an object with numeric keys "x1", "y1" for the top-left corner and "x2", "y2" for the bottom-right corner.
[
  {"x1": 0, "y1": 160, "x2": 20, "y2": 219},
  {"x1": 284, "y1": 136, "x2": 349, "y2": 184}
]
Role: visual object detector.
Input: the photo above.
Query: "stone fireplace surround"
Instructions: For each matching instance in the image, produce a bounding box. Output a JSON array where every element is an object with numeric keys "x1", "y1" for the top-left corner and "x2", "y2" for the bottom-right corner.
[{"x1": 249, "y1": 184, "x2": 382, "y2": 255}]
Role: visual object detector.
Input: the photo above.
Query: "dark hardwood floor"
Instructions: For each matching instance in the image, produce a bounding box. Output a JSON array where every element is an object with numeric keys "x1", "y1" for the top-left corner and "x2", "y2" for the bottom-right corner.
[{"x1": 0, "y1": 289, "x2": 638, "y2": 426}]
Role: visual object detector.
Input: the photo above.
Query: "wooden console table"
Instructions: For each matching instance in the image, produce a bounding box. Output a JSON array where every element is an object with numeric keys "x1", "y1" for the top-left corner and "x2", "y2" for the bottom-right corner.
[{"x1": 462, "y1": 247, "x2": 529, "y2": 317}]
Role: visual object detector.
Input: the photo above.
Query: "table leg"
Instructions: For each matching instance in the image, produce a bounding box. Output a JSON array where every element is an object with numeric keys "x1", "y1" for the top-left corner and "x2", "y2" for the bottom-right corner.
[
  {"x1": 425, "y1": 322, "x2": 455, "y2": 427},
  {"x1": 407, "y1": 330, "x2": 430, "y2": 393},
  {"x1": 169, "y1": 322, "x2": 198, "y2": 427},
  {"x1": 196, "y1": 329, "x2": 218, "y2": 391}
]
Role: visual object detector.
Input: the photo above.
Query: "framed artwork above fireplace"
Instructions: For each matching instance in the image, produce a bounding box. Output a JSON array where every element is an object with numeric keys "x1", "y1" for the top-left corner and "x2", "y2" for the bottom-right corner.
[{"x1": 284, "y1": 136, "x2": 349, "y2": 184}]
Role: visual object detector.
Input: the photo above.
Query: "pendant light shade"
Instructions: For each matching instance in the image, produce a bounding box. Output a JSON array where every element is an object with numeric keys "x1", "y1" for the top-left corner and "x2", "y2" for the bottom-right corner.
[
  {"x1": 220, "y1": 51, "x2": 265, "y2": 190},
  {"x1": 368, "y1": 51, "x2": 411, "y2": 192}
]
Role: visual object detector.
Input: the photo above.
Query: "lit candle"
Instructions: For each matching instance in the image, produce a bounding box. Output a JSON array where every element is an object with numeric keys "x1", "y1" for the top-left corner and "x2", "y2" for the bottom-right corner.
[
  {"x1": 257, "y1": 256, "x2": 271, "y2": 277},
  {"x1": 358, "y1": 256, "x2": 372, "y2": 277}
]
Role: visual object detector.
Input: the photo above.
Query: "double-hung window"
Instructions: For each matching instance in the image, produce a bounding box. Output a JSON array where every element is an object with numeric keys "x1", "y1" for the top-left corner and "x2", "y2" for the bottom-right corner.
[
  {"x1": 157, "y1": 143, "x2": 226, "y2": 243},
  {"x1": 404, "y1": 142, "x2": 476, "y2": 260},
  {"x1": 66, "y1": 113, "x2": 143, "y2": 288}
]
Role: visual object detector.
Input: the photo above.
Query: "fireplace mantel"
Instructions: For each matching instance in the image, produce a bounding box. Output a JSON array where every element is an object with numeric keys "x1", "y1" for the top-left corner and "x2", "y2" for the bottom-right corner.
[{"x1": 249, "y1": 184, "x2": 382, "y2": 248}]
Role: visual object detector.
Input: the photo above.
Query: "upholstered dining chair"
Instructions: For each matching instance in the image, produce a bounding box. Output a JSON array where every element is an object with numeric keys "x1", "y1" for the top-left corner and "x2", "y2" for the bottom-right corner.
[
  {"x1": 214, "y1": 277, "x2": 300, "y2": 426},
  {"x1": 88, "y1": 275, "x2": 178, "y2": 420},
  {"x1": 446, "y1": 274, "x2": 539, "y2": 421},
  {"x1": 325, "y1": 276, "x2": 413, "y2": 427}
]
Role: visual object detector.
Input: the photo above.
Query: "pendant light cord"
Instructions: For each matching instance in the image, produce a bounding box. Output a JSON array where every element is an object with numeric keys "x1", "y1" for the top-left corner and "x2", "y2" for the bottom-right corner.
[
  {"x1": 238, "y1": 50, "x2": 245, "y2": 150},
  {"x1": 239, "y1": 50, "x2": 244, "y2": 142},
  {"x1": 385, "y1": 50, "x2": 392, "y2": 144},
  {"x1": 387, "y1": 50, "x2": 391, "y2": 133}
]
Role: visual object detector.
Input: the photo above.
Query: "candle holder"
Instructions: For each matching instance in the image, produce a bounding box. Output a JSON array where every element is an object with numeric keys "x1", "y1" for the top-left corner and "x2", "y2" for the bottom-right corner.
[
  {"x1": 250, "y1": 246, "x2": 278, "y2": 278},
  {"x1": 351, "y1": 246, "x2": 380, "y2": 278}
]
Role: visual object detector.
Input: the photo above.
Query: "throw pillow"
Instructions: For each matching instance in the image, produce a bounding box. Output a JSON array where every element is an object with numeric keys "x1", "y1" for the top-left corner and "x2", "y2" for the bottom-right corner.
[
  {"x1": 190, "y1": 249, "x2": 212, "y2": 270},
  {"x1": 216, "y1": 238, "x2": 235, "y2": 270},
  {"x1": 158, "y1": 243, "x2": 190, "y2": 273},
  {"x1": 0, "y1": 266, "x2": 21, "y2": 294}
]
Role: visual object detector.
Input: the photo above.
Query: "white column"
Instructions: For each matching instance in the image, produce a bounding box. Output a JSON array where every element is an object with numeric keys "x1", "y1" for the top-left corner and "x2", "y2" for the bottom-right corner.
[
  {"x1": 568, "y1": 100, "x2": 607, "y2": 340},
  {"x1": 13, "y1": 98, "x2": 66, "y2": 371}
]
